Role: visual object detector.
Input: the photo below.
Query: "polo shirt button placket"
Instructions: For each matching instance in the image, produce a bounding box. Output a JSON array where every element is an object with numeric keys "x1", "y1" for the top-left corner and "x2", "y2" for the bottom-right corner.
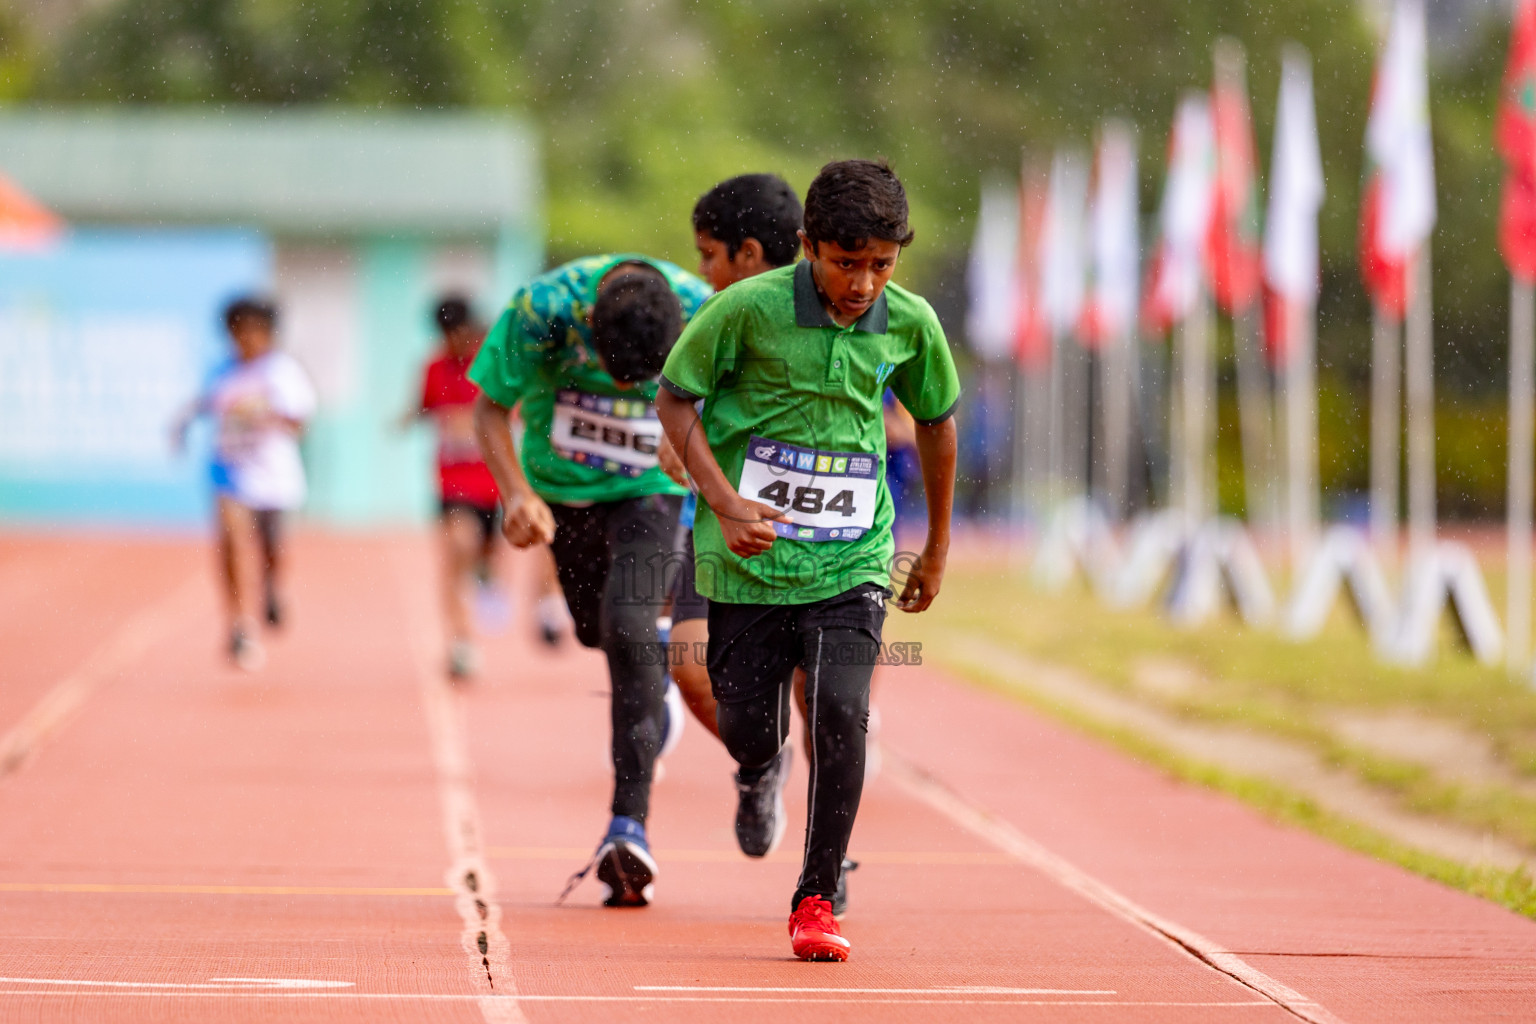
[{"x1": 827, "y1": 333, "x2": 848, "y2": 388}]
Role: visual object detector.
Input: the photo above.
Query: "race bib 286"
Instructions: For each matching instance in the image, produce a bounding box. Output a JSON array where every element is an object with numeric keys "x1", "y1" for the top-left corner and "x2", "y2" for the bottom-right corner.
[
  {"x1": 736, "y1": 435, "x2": 880, "y2": 542},
  {"x1": 550, "y1": 390, "x2": 661, "y2": 478}
]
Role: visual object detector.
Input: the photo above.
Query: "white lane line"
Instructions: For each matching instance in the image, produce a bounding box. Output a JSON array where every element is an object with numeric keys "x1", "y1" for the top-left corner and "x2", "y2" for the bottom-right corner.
[
  {"x1": 0, "y1": 991, "x2": 1280, "y2": 1006},
  {"x1": 0, "y1": 574, "x2": 202, "y2": 775},
  {"x1": 886, "y1": 752, "x2": 1348, "y2": 1024},
  {"x1": 393, "y1": 549, "x2": 526, "y2": 1024},
  {"x1": 487, "y1": 845, "x2": 1016, "y2": 865},
  {"x1": 0, "y1": 977, "x2": 351, "y2": 990},
  {"x1": 0, "y1": 881, "x2": 454, "y2": 897},
  {"x1": 635, "y1": 986, "x2": 1117, "y2": 995}
]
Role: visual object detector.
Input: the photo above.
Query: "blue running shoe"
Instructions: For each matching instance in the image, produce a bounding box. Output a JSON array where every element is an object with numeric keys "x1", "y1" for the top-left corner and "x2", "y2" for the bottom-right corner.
[{"x1": 594, "y1": 815, "x2": 657, "y2": 907}]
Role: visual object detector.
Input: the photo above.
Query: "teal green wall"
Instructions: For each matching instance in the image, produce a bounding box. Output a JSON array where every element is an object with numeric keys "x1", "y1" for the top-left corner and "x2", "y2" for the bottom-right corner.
[
  {"x1": 300, "y1": 224, "x2": 542, "y2": 528},
  {"x1": 494, "y1": 223, "x2": 544, "y2": 304},
  {"x1": 303, "y1": 237, "x2": 438, "y2": 526}
]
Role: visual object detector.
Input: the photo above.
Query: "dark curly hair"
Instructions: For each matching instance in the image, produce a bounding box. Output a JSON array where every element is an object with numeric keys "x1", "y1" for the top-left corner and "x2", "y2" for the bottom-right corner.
[
  {"x1": 691, "y1": 173, "x2": 804, "y2": 267},
  {"x1": 434, "y1": 294, "x2": 473, "y2": 333},
  {"x1": 802, "y1": 159, "x2": 915, "y2": 251},
  {"x1": 222, "y1": 296, "x2": 277, "y2": 331},
  {"x1": 591, "y1": 267, "x2": 684, "y2": 384}
]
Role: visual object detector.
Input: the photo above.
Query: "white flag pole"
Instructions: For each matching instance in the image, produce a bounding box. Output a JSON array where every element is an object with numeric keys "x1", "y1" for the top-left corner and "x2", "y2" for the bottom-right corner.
[
  {"x1": 1017, "y1": 155, "x2": 1052, "y2": 529},
  {"x1": 1168, "y1": 339, "x2": 1185, "y2": 517},
  {"x1": 1158, "y1": 95, "x2": 1218, "y2": 531},
  {"x1": 1266, "y1": 44, "x2": 1326, "y2": 575},
  {"x1": 1201, "y1": 291, "x2": 1220, "y2": 525},
  {"x1": 1215, "y1": 39, "x2": 1276, "y2": 537},
  {"x1": 1102, "y1": 322, "x2": 1131, "y2": 520},
  {"x1": 1404, "y1": 248, "x2": 1435, "y2": 566},
  {"x1": 1286, "y1": 298, "x2": 1321, "y2": 575},
  {"x1": 1011, "y1": 361, "x2": 1030, "y2": 532},
  {"x1": 1369, "y1": 309, "x2": 1402, "y2": 565},
  {"x1": 1093, "y1": 121, "x2": 1139, "y2": 521},
  {"x1": 1389, "y1": 0, "x2": 1438, "y2": 568},
  {"x1": 1182, "y1": 291, "x2": 1215, "y2": 531},
  {"x1": 1508, "y1": 275, "x2": 1534, "y2": 674}
]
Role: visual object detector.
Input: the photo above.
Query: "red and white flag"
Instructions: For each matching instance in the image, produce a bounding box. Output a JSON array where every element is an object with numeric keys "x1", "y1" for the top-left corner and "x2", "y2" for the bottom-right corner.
[
  {"x1": 1013, "y1": 163, "x2": 1051, "y2": 368},
  {"x1": 1208, "y1": 43, "x2": 1262, "y2": 315},
  {"x1": 1499, "y1": 0, "x2": 1536, "y2": 280},
  {"x1": 1264, "y1": 45, "x2": 1325, "y2": 362},
  {"x1": 1082, "y1": 121, "x2": 1139, "y2": 349},
  {"x1": 1144, "y1": 94, "x2": 1216, "y2": 336},
  {"x1": 1360, "y1": 0, "x2": 1436, "y2": 318}
]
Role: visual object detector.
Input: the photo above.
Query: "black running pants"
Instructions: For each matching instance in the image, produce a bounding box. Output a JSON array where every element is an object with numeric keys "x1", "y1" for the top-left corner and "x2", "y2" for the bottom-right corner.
[
  {"x1": 549, "y1": 493, "x2": 683, "y2": 824},
  {"x1": 708, "y1": 586, "x2": 886, "y2": 908}
]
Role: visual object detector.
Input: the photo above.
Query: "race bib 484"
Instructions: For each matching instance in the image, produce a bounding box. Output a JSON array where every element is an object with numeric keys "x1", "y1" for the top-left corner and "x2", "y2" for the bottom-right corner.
[
  {"x1": 736, "y1": 436, "x2": 880, "y2": 542},
  {"x1": 550, "y1": 390, "x2": 661, "y2": 478}
]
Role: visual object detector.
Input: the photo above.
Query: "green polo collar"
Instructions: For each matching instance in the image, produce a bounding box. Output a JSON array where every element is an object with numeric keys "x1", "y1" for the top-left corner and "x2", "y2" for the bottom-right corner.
[{"x1": 793, "y1": 260, "x2": 890, "y2": 334}]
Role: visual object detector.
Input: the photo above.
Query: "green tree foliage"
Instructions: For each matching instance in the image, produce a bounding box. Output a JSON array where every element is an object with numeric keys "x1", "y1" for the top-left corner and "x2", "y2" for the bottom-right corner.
[
  {"x1": 0, "y1": 1, "x2": 34, "y2": 100},
  {"x1": 26, "y1": 1, "x2": 1389, "y2": 277}
]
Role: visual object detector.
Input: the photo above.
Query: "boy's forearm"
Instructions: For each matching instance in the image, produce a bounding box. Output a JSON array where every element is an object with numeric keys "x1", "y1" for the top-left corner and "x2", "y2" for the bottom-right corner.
[
  {"x1": 473, "y1": 394, "x2": 533, "y2": 499},
  {"x1": 913, "y1": 418, "x2": 958, "y2": 553},
  {"x1": 656, "y1": 390, "x2": 736, "y2": 510}
]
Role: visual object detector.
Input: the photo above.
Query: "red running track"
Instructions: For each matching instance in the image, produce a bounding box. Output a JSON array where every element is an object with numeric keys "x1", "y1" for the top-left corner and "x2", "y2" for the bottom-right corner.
[{"x1": 0, "y1": 532, "x2": 1532, "y2": 1023}]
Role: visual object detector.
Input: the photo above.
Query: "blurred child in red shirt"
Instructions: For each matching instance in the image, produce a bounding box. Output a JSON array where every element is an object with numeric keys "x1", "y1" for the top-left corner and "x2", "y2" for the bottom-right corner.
[{"x1": 414, "y1": 295, "x2": 565, "y2": 678}]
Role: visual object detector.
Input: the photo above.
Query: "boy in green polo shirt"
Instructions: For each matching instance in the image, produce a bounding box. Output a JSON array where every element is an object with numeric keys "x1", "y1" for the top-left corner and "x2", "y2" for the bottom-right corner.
[
  {"x1": 471, "y1": 254, "x2": 710, "y2": 908},
  {"x1": 667, "y1": 173, "x2": 809, "y2": 864},
  {"x1": 656, "y1": 160, "x2": 959, "y2": 961}
]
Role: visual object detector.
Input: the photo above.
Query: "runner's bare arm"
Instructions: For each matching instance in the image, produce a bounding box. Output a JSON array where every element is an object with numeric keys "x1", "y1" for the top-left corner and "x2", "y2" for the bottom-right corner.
[
  {"x1": 896, "y1": 416, "x2": 957, "y2": 613},
  {"x1": 655, "y1": 389, "x2": 786, "y2": 557},
  {"x1": 271, "y1": 415, "x2": 306, "y2": 437},
  {"x1": 884, "y1": 401, "x2": 917, "y2": 449},
  {"x1": 657, "y1": 435, "x2": 689, "y2": 486},
  {"x1": 169, "y1": 404, "x2": 196, "y2": 454},
  {"x1": 473, "y1": 393, "x2": 555, "y2": 547},
  {"x1": 168, "y1": 391, "x2": 213, "y2": 453}
]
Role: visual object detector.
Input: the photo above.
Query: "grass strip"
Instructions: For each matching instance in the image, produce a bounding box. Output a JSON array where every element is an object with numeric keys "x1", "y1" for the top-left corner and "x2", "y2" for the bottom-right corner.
[{"x1": 933, "y1": 650, "x2": 1536, "y2": 921}]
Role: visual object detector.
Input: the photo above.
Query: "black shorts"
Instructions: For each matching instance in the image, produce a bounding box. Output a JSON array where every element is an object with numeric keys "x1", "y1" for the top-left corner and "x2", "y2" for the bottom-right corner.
[
  {"x1": 706, "y1": 583, "x2": 890, "y2": 705},
  {"x1": 549, "y1": 493, "x2": 683, "y2": 650},
  {"x1": 669, "y1": 529, "x2": 708, "y2": 625},
  {"x1": 441, "y1": 499, "x2": 500, "y2": 547}
]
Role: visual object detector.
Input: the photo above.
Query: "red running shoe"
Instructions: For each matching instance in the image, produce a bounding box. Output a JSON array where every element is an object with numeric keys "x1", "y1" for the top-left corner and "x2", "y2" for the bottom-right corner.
[{"x1": 788, "y1": 895, "x2": 851, "y2": 962}]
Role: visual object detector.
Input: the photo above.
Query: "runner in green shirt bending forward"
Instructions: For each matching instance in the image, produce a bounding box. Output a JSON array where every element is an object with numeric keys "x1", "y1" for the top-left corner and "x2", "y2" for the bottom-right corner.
[
  {"x1": 656, "y1": 160, "x2": 959, "y2": 962},
  {"x1": 472, "y1": 254, "x2": 710, "y2": 908}
]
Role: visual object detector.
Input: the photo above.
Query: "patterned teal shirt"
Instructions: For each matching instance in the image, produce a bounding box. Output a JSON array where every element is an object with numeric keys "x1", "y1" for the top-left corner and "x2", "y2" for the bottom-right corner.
[{"x1": 470, "y1": 254, "x2": 711, "y2": 505}]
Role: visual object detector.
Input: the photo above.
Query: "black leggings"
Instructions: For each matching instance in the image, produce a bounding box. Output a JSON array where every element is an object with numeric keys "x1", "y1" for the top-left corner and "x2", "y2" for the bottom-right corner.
[
  {"x1": 550, "y1": 493, "x2": 683, "y2": 825},
  {"x1": 715, "y1": 627, "x2": 876, "y2": 908}
]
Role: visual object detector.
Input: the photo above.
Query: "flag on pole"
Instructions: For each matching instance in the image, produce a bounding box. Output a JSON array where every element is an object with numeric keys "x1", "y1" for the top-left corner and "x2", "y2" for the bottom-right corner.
[
  {"x1": 0, "y1": 171, "x2": 64, "y2": 250},
  {"x1": 966, "y1": 182, "x2": 1021, "y2": 362},
  {"x1": 1359, "y1": 0, "x2": 1436, "y2": 319},
  {"x1": 1499, "y1": 0, "x2": 1536, "y2": 280},
  {"x1": 1264, "y1": 45, "x2": 1326, "y2": 362},
  {"x1": 1144, "y1": 95, "x2": 1216, "y2": 336},
  {"x1": 1082, "y1": 121, "x2": 1139, "y2": 350},
  {"x1": 1208, "y1": 41, "x2": 1262, "y2": 315},
  {"x1": 1039, "y1": 149, "x2": 1089, "y2": 345},
  {"x1": 1013, "y1": 162, "x2": 1051, "y2": 368}
]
